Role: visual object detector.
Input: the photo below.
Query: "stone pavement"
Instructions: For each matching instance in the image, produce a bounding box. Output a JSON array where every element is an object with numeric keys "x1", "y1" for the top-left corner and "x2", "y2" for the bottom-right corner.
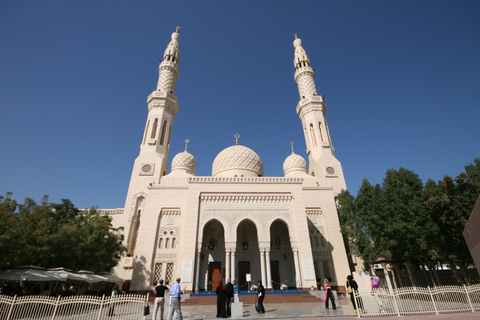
[
  {"x1": 145, "y1": 293, "x2": 479, "y2": 320},
  {"x1": 146, "y1": 292, "x2": 356, "y2": 320}
]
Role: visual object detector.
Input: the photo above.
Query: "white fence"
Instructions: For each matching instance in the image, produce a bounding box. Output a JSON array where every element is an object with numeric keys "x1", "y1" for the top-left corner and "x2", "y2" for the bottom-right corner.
[
  {"x1": 0, "y1": 294, "x2": 148, "y2": 320},
  {"x1": 354, "y1": 284, "x2": 480, "y2": 318}
]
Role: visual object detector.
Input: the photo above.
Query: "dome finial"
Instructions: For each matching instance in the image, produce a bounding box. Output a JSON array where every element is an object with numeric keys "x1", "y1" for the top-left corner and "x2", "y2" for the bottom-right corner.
[
  {"x1": 290, "y1": 141, "x2": 295, "y2": 154},
  {"x1": 175, "y1": 26, "x2": 180, "y2": 33},
  {"x1": 294, "y1": 33, "x2": 298, "y2": 39},
  {"x1": 184, "y1": 139, "x2": 189, "y2": 151},
  {"x1": 235, "y1": 134, "x2": 240, "y2": 145}
]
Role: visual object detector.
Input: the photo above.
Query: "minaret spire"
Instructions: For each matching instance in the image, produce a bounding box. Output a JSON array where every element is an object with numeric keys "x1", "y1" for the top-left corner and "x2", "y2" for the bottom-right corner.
[
  {"x1": 293, "y1": 35, "x2": 346, "y2": 194},
  {"x1": 128, "y1": 28, "x2": 183, "y2": 185},
  {"x1": 293, "y1": 34, "x2": 318, "y2": 99},
  {"x1": 156, "y1": 27, "x2": 181, "y2": 94}
]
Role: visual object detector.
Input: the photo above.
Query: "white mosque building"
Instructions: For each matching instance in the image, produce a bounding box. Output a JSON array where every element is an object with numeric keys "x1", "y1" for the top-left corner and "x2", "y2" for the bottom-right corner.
[{"x1": 108, "y1": 28, "x2": 352, "y2": 293}]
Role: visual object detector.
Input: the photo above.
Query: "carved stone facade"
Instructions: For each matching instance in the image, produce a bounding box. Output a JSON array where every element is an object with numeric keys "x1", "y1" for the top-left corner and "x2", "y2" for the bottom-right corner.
[{"x1": 108, "y1": 29, "x2": 351, "y2": 293}]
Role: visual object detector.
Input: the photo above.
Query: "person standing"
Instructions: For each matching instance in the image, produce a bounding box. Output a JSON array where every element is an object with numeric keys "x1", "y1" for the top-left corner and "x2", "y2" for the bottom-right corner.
[
  {"x1": 167, "y1": 278, "x2": 183, "y2": 320},
  {"x1": 256, "y1": 281, "x2": 265, "y2": 313},
  {"x1": 108, "y1": 283, "x2": 120, "y2": 316},
  {"x1": 225, "y1": 279, "x2": 234, "y2": 317},
  {"x1": 323, "y1": 279, "x2": 336, "y2": 310},
  {"x1": 232, "y1": 280, "x2": 239, "y2": 303},
  {"x1": 346, "y1": 275, "x2": 358, "y2": 310},
  {"x1": 216, "y1": 280, "x2": 227, "y2": 318},
  {"x1": 153, "y1": 280, "x2": 168, "y2": 320}
]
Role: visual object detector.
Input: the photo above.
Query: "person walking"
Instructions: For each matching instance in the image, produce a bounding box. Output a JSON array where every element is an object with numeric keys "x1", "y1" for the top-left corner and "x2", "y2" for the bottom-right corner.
[
  {"x1": 323, "y1": 279, "x2": 336, "y2": 310},
  {"x1": 232, "y1": 280, "x2": 239, "y2": 303},
  {"x1": 256, "y1": 281, "x2": 265, "y2": 313},
  {"x1": 153, "y1": 280, "x2": 168, "y2": 320},
  {"x1": 167, "y1": 278, "x2": 183, "y2": 320},
  {"x1": 346, "y1": 275, "x2": 358, "y2": 310},
  {"x1": 216, "y1": 280, "x2": 227, "y2": 318},
  {"x1": 225, "y1": 279, "x2": 234, "y2": 317}
]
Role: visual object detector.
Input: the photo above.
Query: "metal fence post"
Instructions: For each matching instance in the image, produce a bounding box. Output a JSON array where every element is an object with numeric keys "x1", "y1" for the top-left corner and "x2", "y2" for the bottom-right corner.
[
  {"x1": 50, "y1": 295, "x2": 61, "y2": 320},
  {"x1": 427, "y1": 286, "x2": 439, "y2": 315},
  {"x1": 392, "y1": 287, "x2": 400, "y2": 316},
  {"x1": 353, "y1": 291, "x2": 361, "y2": 318},
  {"x1": 464, "y1": 284, "x2": 475, "y2": 313},
  {"x1": 6, "y1": 295, "x2": 16, "y2": 320},
  {"x1": 97, "y1": 294, "x2": 105, "y2": 320}
]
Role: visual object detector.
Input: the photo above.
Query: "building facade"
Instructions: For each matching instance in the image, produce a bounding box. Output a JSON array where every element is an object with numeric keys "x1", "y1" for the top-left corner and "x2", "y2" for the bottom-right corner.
[{"x1": 109, "y1": 29, "x2": 351, "y2": 293}]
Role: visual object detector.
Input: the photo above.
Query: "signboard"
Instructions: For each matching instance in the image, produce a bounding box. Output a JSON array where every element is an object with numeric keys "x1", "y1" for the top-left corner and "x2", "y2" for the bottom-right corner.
[
  {"x1": 246, "y1": 273, "x2": 251, "y2": 282},
  {"x1": 302, "y1": 258, "x2": 316, "y2": 280},
  {"x1": 181, "y1": 260, "x2": 193, "y2": 283}
]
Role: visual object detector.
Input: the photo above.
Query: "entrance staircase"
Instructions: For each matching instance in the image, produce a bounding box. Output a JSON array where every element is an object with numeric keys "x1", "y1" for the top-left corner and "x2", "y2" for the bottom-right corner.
[{"x1": 182, "y1": 292, "x2": 322, "y2": 306}]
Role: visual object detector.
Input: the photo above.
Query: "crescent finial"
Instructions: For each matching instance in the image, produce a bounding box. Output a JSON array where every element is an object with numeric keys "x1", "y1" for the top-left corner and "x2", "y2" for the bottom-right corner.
[
  {"x1": 184, "y1": 139, "x2": 189, "y2": 151},
  {"x1": 290, "y1": 141, "x2": 295, "y2": 154},
  {"x1": 175, "y1": 26, "x2": 180, "y2": 33},
  {"x1": 235, "y1": 134, "x2": 240, "y2": 145}
]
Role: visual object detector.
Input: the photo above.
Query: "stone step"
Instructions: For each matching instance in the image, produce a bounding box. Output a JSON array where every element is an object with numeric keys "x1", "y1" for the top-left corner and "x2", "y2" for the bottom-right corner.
[{"x1": 181, "y1": 293, "x2": 321, "y2": 306}]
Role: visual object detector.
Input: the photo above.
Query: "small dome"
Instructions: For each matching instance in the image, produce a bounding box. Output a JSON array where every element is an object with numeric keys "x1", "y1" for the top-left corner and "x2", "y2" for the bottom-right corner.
[
  {"x1": 293, "y1": 37, "x2": 302, "y2": 48},
  {"x1": 171, "y1": 151, "x2": 196, "y2": 175},
  {"x1": 283, "y1": 153, "x2": 308, "y2": 176},
  {"x1": 212, "y1": 145, "x2": 263, "y2": 177}
]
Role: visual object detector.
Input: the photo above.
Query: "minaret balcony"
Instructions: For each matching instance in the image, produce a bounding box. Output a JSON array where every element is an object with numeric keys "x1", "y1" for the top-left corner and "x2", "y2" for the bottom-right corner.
[{"x1": 296, "y1": 95, "x2": 326, "y2": 116}]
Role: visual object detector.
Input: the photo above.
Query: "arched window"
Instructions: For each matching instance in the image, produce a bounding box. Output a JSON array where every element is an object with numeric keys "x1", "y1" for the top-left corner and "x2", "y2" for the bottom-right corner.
[
  {"x1": 165, "y1": 238, "x2": 170, "y2": 249},
  {"x1": 171, "y1": 238, "x2": 176, "y2": 249},
  {"x1": 158, "y1": 238, "x2": 163, "y2": 249},
  {"x1": 143, "y1": 120, "x2": 150, "y2": 145},
  {"x1": 128, "y1": 210, "x2": 141, "y2": 255},
  {"x1": 151, "y1": 118, "x2": 158, "y2": 139},
  {"x1": 309, "y1": 123, "x2": 317, "y2": 147},
  {"x1": 160, "y1": 120, "x2": 167, "y2": 146},
  {"x1": 318, "y1": 122, "x2": 324, "y2": 142}
]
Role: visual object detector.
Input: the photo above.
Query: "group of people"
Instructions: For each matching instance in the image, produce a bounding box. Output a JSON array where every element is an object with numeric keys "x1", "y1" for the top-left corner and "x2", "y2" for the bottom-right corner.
[
  {"x1": 322, "y1": 275, "x2": 361, "y2": 311},
  {"x1": 215, "y1": 279, "x2": 239, "y2": 318},
  {"x1": 151, "y1": 275, "x2": 367, "y2": 319},
  {"x1": 152, "y1": 277, "x2": 183, "y2": 320}
]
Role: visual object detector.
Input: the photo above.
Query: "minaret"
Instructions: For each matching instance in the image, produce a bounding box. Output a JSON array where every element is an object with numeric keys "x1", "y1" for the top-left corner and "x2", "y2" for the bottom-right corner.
[
  {"x1": 136, "y1": 27, "x2": 181, "y2": 184},
  {"x1": 120, "y1": 27, "x2": 182, "y2": 257},
  {"x1": 293, "y1": 34, "x2": 346, "y2": 193}
]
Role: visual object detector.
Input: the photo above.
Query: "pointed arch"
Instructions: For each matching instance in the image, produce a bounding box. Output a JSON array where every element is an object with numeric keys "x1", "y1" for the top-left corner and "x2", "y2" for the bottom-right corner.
[
  {"x1": 309, "y1": 123, "x2": 317, "y2": 147},
  {"x1": 160, "y1": 120, "x2": 167, "y2": 146},
  {"x1": 127, "y1": 196, "x2": 144, "y2": 256},
  {"x1": 151, "y1": 118, "x2": 158, "y2": 139}
]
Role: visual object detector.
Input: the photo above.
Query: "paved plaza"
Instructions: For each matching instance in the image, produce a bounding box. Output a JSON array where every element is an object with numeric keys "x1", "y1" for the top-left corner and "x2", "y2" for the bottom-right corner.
[{"x1": 146, "y1": 292, "x2": 479, "y2": 320}]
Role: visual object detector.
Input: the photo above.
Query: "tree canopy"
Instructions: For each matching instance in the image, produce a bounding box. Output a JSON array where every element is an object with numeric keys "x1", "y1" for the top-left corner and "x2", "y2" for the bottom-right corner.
[
  {"x1": 338, "y1": 158, "x2": 480, "y2": 283},
  {"x1": 0, "y1": 193, "x2": 126, "y2": 272}
]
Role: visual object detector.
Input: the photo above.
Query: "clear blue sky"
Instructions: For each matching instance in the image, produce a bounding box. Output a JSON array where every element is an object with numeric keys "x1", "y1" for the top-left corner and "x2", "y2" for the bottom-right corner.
[{"x1": 1, "y1": 1, "x2": 479, "y2": 209}]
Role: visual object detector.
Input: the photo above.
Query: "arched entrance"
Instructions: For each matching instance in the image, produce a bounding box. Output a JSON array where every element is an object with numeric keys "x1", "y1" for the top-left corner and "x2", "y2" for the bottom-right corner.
[
  {"x1": 235, "y1": 219, "x2": 259, "y2": 291},
  {"x1": 200, "y1": 219, "x2": 225, "y2": 291},
  {"x1": 270, "y1": 219, "x2": 295, "y2": 289}
]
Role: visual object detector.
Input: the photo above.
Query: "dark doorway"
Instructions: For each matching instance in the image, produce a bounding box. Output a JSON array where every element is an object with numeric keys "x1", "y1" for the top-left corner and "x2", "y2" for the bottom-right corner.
[
  {"x1": 208, "y1": 262, "x2": 221, "y2": 291},
  {"x1": 238, "y1": 261, "x2": 250, "y2": 291},
  {"x1": 271, "y1": 261, "x2": 280, "y2": 289}
]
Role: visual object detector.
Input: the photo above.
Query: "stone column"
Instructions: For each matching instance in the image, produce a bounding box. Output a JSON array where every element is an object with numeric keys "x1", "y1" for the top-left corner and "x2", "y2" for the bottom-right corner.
[
  {"x1": 225, "y1": 250, "x2": 231, "y2": 281},
  {"x1": 266, "y1": 250, "x2": 272, "y2": 289},
  {"x1": 293, "y1": 250, "x2": 301, "y2": 288},
  {"x1": 260, "y1": 248, "x2": 266, "y2": 285},
  {"x1": 381, "y1": 262, "x2": 394, "y2": 295},
  {"x1": 231, "y1": 251, "x2": 236, "y2": 281},
  {"x1": 195, "y1": 249, "x2": 201, "y2": 292}
]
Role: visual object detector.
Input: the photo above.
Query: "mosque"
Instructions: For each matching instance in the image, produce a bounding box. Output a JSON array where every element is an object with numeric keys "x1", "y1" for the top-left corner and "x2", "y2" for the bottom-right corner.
[{"x1": 108, "y1": 28, "x2": 352, "y2": 293}]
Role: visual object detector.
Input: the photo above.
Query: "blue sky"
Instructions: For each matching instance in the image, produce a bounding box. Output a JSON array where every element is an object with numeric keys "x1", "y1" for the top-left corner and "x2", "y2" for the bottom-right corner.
[{"x1": 1, "y1": 1, "x2": 479, "y2": 209}]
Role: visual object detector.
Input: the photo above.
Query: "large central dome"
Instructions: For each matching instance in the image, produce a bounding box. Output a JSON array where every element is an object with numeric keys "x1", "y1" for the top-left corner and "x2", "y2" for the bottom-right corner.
[{"x1": 212, "y1": 145, "x2": 263, "y2": 177}]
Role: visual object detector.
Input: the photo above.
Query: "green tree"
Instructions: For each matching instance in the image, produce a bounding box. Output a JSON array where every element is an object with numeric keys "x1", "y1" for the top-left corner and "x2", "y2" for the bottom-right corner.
[
  {"x1": 429, "y1": 158, "x2": 480, "y2": 283},
  {"x1": 0, "y1": 193, "x2": 21, "y2": 269},
  {"x1": 0, "y1": 195, "x2": 126, "y2": 272}
]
